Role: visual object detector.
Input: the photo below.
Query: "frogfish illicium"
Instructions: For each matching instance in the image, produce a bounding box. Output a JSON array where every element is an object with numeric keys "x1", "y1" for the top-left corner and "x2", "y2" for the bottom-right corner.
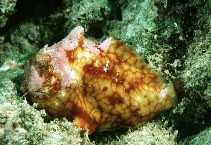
[{"x1": 21, "y1": 26, "x2": 178, "y2": 134}]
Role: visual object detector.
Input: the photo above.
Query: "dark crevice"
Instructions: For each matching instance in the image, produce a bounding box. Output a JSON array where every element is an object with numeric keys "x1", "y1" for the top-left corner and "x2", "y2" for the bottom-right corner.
[
  {"x1": 180, "y1": 7, "x2": 197, "y2": 41},
  {"x1": 155, "y1": 0, "x2": 198, "y2": 65},
  {"x1": 108, "y1": 0, "x2": 122, "y2": 21},
  {"x1": 86, "y1": 23, "x2": 104, "y2": 39},
  {"x1": 0, "y1": 0, "x2": 62, "y2": 34},
  {"x1": 167, "y1": 6, "x2": 197, "y2": 64}
]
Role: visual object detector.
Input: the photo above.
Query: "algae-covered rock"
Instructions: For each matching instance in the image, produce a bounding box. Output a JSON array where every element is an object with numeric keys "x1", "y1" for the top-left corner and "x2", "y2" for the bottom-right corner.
[
  {"x1": 0, "y1": 23, "x2": 40, "y2": 65},
  {"x1": 180, "y1": 126, "x2": 211, "y2": 145},
  {"x1": 94, "y1": 122, "x2": 177, "y2": 145},
  {"x1": 106, "y1": 0, "x2": 159, "y2": 49},
  {"x1": 0, "y1": 80, "x2": 92, "y2": 144},
  {"x1": 0, "y1": 0, "x2": 17, "y2": 28},
  {"x1": 69, "y1": 0, "x2": 112, "y2": 30},
  {"x1": 162, "y1": 0, "x2": 211, "y2": 139}
]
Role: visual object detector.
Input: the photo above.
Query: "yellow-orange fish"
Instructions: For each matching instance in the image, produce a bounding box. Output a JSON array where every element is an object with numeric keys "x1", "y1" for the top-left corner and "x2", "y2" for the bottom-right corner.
[{"x1": 21, "y1": 26, "x2": 178, "y2": 134}]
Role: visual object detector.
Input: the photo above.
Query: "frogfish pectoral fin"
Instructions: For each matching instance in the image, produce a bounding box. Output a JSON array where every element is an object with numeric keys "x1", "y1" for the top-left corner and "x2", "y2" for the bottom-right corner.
[{"x1": 73, "y1": 113, "x2": 97, "y2": 134}]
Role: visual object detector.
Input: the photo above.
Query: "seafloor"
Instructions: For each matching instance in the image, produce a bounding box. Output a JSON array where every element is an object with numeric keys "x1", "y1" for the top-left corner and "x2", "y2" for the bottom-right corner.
[{"x1": 0, "y1": 0, "x2": 210, "y2": 144}]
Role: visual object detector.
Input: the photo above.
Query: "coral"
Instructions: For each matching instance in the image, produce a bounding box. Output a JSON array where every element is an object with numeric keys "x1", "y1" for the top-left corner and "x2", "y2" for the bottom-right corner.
[
  {"x1": 0, "y1": 22, "x2": 40, "y2": 65},
  {"x1": 68, "y1": 0, "x2": 112, "y2": 31},
  {"x1": 160, "y1": 0, "x2": 211, "y2": 139},
  {"x1": 0, "y1": 81, "x2": 91, "y2": 144},
  {"x1": 0, "y1": 59, "x2": 23, "y2": 71},
  {"x1": 0, "y1": 0, "x2": 17, "y2": 28},
  {"x1": 182, "y1": 29, "x2": 210, "y2": 103},
  {"x1": 95, "y1": 122, "x2": 178, "y2": 145},
  {"x1": 167, "y1": 28, "x2": 211, "y2": 139},
  {"x1": 21, "y1": 26, "x2": 178, "y2": 134},
  {"x1": 107, "y1": 0, "x2": 158, "y2": 49}
]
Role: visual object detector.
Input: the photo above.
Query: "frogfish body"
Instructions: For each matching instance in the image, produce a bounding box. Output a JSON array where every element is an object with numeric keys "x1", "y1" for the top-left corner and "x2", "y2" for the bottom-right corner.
[{"x1": 21, "y1": 26, "x2": 177, "y2": 134}]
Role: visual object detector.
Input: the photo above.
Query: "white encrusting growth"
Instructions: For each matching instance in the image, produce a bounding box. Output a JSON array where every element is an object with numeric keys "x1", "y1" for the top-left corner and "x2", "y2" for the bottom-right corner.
[
  {"x1": 64, "y1": 26, "x2": 84, "y2": 50},
  {"x1": 30, "y1": 65, "x2": 45, "y2": 91},
  {"x1": 103, "y1": 61, "x2": 110, "y2": 72},
  {"x1": 160, "y1": 87, "x2": 168, "y2": 99},
  {"x1": 77, "y1": 51, "x2": 91, "y2": 59},
  {"x1": 84, "y1": 38, "x2": 101, "y2": 55},
  {"x1": 99, "y1": 37, "x2": 112, "y2": 51}
]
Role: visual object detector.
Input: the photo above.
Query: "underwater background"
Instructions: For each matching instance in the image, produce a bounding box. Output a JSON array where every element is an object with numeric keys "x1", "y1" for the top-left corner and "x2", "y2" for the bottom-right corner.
[{"x1": 0, "y1": 0, "x2": 210, "y2": 144}]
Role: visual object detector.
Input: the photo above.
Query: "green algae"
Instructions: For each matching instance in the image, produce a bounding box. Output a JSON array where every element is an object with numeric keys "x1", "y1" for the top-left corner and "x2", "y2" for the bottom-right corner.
[{"x1": 0, "y1": 0, "x2": 17, "y2": 28}]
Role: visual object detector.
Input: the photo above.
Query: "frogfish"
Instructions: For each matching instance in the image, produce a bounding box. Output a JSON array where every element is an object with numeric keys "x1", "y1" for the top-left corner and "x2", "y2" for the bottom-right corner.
[{"x1": 21, "y1": 26, "x2": 178, "y2": 134}]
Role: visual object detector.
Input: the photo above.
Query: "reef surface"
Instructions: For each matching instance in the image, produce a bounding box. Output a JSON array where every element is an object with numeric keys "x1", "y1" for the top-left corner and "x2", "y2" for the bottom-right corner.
[{"x1": 0, "y1": 0, "x2": 210, "y2": 144}]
